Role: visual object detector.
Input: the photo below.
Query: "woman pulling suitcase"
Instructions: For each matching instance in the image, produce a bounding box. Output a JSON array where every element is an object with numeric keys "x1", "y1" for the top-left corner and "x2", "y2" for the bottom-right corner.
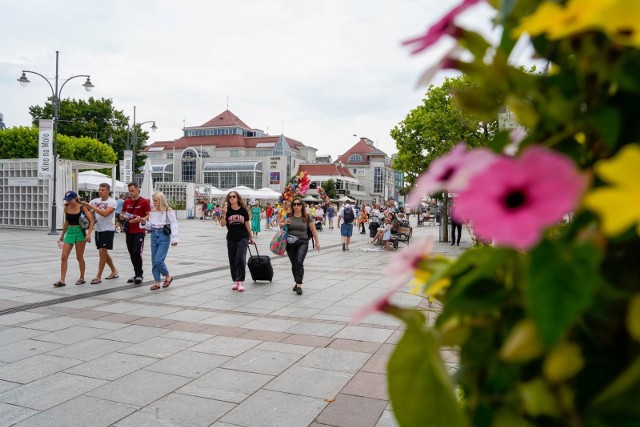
[{"x1": 220, "y1": 191, "x2": 254, "y2": 292}]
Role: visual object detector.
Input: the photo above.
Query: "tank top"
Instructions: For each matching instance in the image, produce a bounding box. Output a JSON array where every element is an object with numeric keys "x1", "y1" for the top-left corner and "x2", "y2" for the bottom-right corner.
[{"x1": 66, "y1": 209, "x2": 81, "y2": 226}]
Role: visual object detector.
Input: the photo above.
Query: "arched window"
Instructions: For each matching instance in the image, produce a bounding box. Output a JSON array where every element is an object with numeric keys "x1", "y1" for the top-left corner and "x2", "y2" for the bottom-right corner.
[{"x1": 348, "y1": 154, "x2": 364, "y2": 163}]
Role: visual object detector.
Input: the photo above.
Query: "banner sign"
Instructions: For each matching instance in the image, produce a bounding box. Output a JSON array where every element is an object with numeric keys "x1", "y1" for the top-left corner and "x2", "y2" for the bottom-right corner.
[
  {"x1": 38, "y1": 119, "x2": 54, "y2": 179},
  {"x1": 123, "y1": 150, "x2": 133, "y2": 184},
  {"x1": 119, "y1": 160, "x2": 125, "y2": 183}
]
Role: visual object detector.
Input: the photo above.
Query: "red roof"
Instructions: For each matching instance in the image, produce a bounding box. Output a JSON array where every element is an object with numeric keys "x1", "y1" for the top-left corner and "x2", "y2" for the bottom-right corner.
[
  {"x1": 199, "y1": 110, "x2": 251, "y2": 129},
  {"x1": 144, "y1": 135, "x2": 307, "y2": 152},
  {"x1": 297, "y1": 164, "x2": 354, "y2": 178},
  {"x1": 335, "y1": 138, "x2": 387, "y2": 164}
]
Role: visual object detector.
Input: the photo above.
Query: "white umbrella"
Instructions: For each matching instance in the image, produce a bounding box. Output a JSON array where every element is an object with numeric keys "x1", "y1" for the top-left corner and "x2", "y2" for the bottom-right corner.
[
  {"x1": 334, "y1": 195, "x2": 355, "y2": 203},
  {"x1": 140, "y1": 158, "x2": 154, "y2": 199},
  {"x1": 226, "y1": 185, "x2": 259, "y2": 198},
  {"x1": 77, "y1": 170, "x2": 127, "y2": 192},
  {"x1": 254, "y1": 187, "x2": 282, "y2": 199}
]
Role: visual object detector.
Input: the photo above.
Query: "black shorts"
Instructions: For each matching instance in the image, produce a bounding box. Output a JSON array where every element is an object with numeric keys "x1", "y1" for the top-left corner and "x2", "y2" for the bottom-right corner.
[{"x1": 95, "y1": 231, "x2": 115, "y2": 250}]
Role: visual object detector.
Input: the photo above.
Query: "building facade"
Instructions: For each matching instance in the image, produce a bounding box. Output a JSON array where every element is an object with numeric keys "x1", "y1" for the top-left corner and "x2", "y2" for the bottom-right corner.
[{"x1": 143, "y1": 110, "x2": 317, "y2": 193}]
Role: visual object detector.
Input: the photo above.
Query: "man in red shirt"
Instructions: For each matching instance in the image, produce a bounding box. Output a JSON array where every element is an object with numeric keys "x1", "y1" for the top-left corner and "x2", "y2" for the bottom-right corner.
[
  {"x1": 120, "y1": 182, "x2": 151, "y2": 284},
  {"x1": 265, "y1": 203, "x2": 274, "y2": 230}
]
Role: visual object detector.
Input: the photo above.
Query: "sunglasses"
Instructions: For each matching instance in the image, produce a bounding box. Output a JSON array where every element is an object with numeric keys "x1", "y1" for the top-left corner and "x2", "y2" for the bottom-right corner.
[
  {"x1": 292, "y1": 203, "x2": 302, "y2": 206},
  {"x1": 229, "y1": 195, "x2": 237, "y2": 199}
]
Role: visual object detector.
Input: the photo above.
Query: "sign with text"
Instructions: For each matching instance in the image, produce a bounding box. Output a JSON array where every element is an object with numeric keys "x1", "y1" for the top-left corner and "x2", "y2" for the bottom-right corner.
[
  {"x1": 269, "y1": 170, "x2": 280, "y2": 185},
  {"x1": 38, "y1": 119, "x2": 53, "y2": 179},
  {"x1": 123, "y1": 150, "x2": 133, "y2": 184}
]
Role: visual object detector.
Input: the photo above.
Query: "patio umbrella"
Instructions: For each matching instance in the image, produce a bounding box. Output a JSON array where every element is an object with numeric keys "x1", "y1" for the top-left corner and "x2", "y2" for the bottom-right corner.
[
  {"x1": 140, "y1": 158, "x2": 154, "y2": 199},
  {"x1": 254, "y1": 187, "x2": 282, "y2": 199},
  {"x1": 77, "y1": 170, "x2": 127, "y2": 192},
  {"x1": 226, "y1": 185, "x2": 258, "y2": 198}
]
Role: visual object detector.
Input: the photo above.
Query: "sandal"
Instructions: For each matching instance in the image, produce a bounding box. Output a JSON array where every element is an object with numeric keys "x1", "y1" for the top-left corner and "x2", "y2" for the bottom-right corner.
[
  {"x1": 90, "y1": 279, "x2": 101, "y2": 285},
  {"x1": 150, "y1": 283, "x2": 161, "y2": 291},
  {"x1": 162, "y1": 277, "x2": 173, "y2": 288},
  {"x1": 105, "y1": 273, "x2": 119, "y2": 280},
  {"x1": 53, "y1": 281, "x2": 66, "y2": 288},
  {"x1": 75, "y1": 280, "x2": 86, "y2": 286}
]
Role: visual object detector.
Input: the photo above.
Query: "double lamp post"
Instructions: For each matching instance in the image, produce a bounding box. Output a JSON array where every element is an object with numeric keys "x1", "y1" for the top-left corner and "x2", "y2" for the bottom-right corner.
[{"x1": 18, "y1": 51, "x2": 94, "y2": 235}]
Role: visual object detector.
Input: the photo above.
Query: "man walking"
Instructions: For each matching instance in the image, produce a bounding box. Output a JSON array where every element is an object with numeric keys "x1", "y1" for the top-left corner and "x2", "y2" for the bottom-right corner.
[
  {"x1": 85, "y1": 183, "x2": 119, "y2": 284},
  {"x1": 265, "y1": 203, "x2": 273, "y2": 230},
  {"x1": 120, "y1": 182, "x2": 151, "y2": 284},
  {"x1": 337, "y1": 201, "x2": 355, "y2": 251}
]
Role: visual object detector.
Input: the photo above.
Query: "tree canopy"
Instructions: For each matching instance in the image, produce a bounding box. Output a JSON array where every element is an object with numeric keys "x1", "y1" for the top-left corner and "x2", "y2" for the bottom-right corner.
[
  {"x1": 29, "y1": 97, "x2": 148, "y2": 169},
  {"x1": 0, "y1": 126, "x2": 117, "y2": 164},
  {"x1": 324, "y1": 178, "x2": 337, "y2": 199},
  {"x1": 390, "y1": 76, "x2": 496, "y2": 187}
]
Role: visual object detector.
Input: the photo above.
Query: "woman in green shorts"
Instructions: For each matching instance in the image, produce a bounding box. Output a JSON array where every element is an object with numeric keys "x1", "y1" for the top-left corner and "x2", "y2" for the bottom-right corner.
[{"x1": 55, "y1": 191, "x2": 94, "y2": 287}]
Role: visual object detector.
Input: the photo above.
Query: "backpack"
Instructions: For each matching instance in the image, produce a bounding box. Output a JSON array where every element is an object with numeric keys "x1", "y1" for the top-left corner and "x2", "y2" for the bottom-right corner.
[{"x1": 343, "y1": 206, "x2": 355, "y2": 224}]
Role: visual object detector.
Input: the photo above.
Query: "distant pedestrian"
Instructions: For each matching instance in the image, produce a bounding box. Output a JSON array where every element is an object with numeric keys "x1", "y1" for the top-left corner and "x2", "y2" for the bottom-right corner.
[
  {"x1": 115, "y1": 194, "x2": 125, "y2": 232},
  {"x1": 327, "y1": 204, "x2": 335, "y2": 229},
  {"x1": 143, "y1": 191, "x2": 179, "y2": 290},
  {"x1": 279, "y1": 196, "x2": 320, "y2": 295},
  {"x1": 265, "y1": 203, "x2": 274, "y2": 230},
  {"x1": 357, "y1": 210, "x2": 368, "y2": 234},
  {"x1": 85, "y1": 183, "x2": 119, "y2": 284},
  {"x1": 55, "y1": 191, "x2": 94, "y2": 287},
  {"x1": 251, "y1": 202, "x2": 262, "y2": 237},
  {"x1": 120, "y1": 182, "x2": 151, "y2": 284},
  {"x1": 337, "y1": 202, "x2": 356, "y2": 251},
  {"x1": 221, "y1": 191, "x2": 254, "y2": 292}
]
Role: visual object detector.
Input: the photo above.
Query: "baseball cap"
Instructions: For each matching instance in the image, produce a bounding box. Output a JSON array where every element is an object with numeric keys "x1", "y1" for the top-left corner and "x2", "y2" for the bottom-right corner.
[{"x1": 63, "y1": 191, "x2": 78, "y2": 201}]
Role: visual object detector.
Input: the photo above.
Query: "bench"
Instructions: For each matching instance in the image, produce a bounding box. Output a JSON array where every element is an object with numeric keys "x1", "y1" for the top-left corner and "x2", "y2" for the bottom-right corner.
[{"x1": 390, "y1": 226, "x2": 413, "y2": 250}]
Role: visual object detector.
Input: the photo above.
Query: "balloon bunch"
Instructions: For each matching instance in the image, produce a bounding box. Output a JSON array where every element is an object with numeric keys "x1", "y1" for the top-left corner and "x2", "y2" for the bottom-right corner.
[
  {"x1": 316, "y1": 187, "x2": 330, "y2": 203},
  {"x1": 280, "y1": 171, "x2": 311, "y2": 204}
]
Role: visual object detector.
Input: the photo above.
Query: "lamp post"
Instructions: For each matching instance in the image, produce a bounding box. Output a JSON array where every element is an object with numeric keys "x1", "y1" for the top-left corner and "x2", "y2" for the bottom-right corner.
[
  {"x1": 130, "y1": 105, "x2": 157, "y2": 179},
  {"x1": 18, "y1": 51, "x2": 94, "y2": 235}
]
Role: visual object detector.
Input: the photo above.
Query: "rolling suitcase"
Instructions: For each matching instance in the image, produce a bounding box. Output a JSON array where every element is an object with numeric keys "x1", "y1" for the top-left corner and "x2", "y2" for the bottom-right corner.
[{"x1": 247, "y1": 243, "x2": 274, "y2": 282}]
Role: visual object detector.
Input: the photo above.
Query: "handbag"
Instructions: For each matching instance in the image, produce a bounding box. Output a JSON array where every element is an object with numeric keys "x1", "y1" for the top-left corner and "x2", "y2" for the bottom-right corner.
[
  {"x1": 286, "y1": 235, "x2": 299, "y2": 244},
  {"x1": 163, "y1": 211, "x2": 171, "y2": 235},
  {"x1": 270, "y1": 226, "x2": 287, "y2": 256}
]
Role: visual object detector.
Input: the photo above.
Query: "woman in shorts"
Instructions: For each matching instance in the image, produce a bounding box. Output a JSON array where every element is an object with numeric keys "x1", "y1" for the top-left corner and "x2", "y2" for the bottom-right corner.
[{"x1": 55, "y1": 191, "x2": 94, "y2": 287}]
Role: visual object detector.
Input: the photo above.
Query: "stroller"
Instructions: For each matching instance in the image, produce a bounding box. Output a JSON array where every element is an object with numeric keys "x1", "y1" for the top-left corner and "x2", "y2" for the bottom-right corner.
[{"x1": 315, "y1": 215, "x2": 323, "y2": 231}]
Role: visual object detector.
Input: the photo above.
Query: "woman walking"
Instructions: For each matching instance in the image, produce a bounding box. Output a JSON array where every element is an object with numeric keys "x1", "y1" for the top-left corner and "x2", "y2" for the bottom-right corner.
[
  {"x1": 55, "y1": 191, "x2": 94, "y2": 287},
  {"x1": 221, "y1": 191, "x2": 254, "y2": 292},
  {"x1": 250, "y1": 202, "x2": 262, "y2": 237},
  {"x1": 142, "y1": 192, "x2": 179, "y2": 291},
  {"x1": 279, "y1": 196, "x2": 320, "y2": 295}
]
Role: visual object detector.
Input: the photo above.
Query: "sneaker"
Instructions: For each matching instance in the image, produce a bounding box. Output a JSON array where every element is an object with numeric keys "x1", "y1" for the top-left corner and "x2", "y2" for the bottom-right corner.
[
  {"x1": 292, "y1": 285, "x2": 298, "y2": 292},
  {"x1": 296, "y1": 286, "x2": 303, "y2": 295},
  {"x1": 237, "y1": 282, "x2": 245, "y2": 292},
  {"x1": 134, "y1": 277, "x2": 143, "y2": 284},
  {"x1": 127, "y1": 277, "x2": 135, "y2": 284},
  {"x1": 232, "y1": 282, "x2": 239, "y2": 290},
  {"x1": 342, "y1": 242, "x2": 346, "y2": 252}
]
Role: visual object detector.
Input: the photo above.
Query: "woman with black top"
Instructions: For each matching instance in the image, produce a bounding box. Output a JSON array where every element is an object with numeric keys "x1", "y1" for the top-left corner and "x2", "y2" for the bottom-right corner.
[
  {"x1": 55, "y1": 190, "x2": 95, "y2": 287},
  {"x1": 220, "y1": 191, "x2": 254, "y2": 292},
  {"x1": 279, "y1": 196, "x2": 320, "y2": 295}
]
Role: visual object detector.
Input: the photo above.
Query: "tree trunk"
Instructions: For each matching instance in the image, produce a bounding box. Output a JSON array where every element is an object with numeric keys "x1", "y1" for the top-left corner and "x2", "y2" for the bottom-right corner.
[{"x1": 442, "y1": 192, "x2": 449, "y2": 243}]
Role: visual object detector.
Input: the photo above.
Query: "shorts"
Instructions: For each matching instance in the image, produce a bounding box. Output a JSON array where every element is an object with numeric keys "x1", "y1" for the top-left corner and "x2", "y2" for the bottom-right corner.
[
  {"x1": 63, "y1": 226, "x2": 86, "y2": 244},
  {"x1": 95, "y1": 230, "x2": 115, "y2": 250},
  {"x1": 340, "y1": 223, "x2": 353, "y2": 237}
]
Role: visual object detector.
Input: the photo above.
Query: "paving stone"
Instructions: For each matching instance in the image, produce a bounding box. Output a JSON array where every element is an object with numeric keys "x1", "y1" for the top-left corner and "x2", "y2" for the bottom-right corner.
[
  {"x1": 118, "y1": 336, "x2": 195, "y2": 358},
  {"x1": 199, "y1": 325, "x2": 250, "y2": 337},
  {"x1": 0, "y1": 327, "x2": 47, "y2": 346},
  {"x1": 201, "y1": 313, "x2": 259, "y2": 327},
  {"x1": 127, "y1": 305, "x2": 183, "y2": 318},
  {"x1": 67, "y1": 309, "x2": 113, "y2": 320},
  {"x1": 97, "y1": 324, "x2": 167, "y2": 343},
  {"x1": 78, "y1": 319, "x2": 129, "y2": 330},
  {"x1": 163, "y1": 321, "x2": 210, "y2": 333},
  {"x1": 0, "y1": 401, "x2": 38, "y2": 426},
  {"x1": 316, "y1": 394, "x2": 387, "y2": 427},
  {"x1": 33, "y1": 326, "x2": 108, "y2": 345},
  {"x1": 13, "y1": 395, "x2": 136, "y2": 427},
  {"x1": 341, "y1": 371, "x2": 388, "y2": 400},
  {"x1": 114, "y1": 393, "x2": 235, "y2": 426},
  {"x1": 56, "y1": 298, "x2": 107, "y2": 309},
  {"x1": 239, "y1": 329, "x2": 290, "y2": 342},
  {"x1": 96, "y1": 302, "x2": 150, "y2": 313},
  {"x1": 376, "y1": 410, "x2": 399, "y2": 427},
  {"x1": 285, "y1": 321, "x2": 345, "y2": 337},
  {"x1": 86, "y1": 370, "x2": 191, "y2": 407},
  {"x1": 0, "y1": 339, "x2": 62, "y2": 363},
  {"x1": 362, "y1": 354, "x2": 389, "y2": 374},
  {"x1": 160, "y1": 309, "x2": 216, "y2": 322},
  {"x1": 160, "y1": 330, "x2": 211, "y2": 342},
  {"x1": 270, "y1": 306, "x2": 322, "y2": 318},
  {"x1": 129, "y1": 317, "x2": 176, "y2": 328},
  {"x1": 198, "y1": 299, "x2": 246, "y2": 310},
  {"x1": 254, "y1": 341, "x2": 314, "y2": 355},
  {"x1": 282, "y1": 334, "x2": 333, "y2": 348},
  {"x1": 265, "y1": 365, "x2": 353, "y2": 399},
  {"x1": 46, "y1": 338, "x2": 130, "y2": 361},
  {"x1": 98, "y1": 313, "x2": 143, "y2": 324},
  {"x1": 145, "y1": 350, "x2": 230, "y2": 378},
  {"x1": 242, "y1": 317, "x2": 300, "y2": 332},
  {"x1": 178, "y1": 367, "x2": 273, "y2": 403},
  {"x1": 375, "y1": 343, "x2": 395, "y2": 356},
  {"x1": 222, "y1": 349, "x2": 302, "y2": 375},
  {"x1": 0, "y1": 380, "x2": 19, "y2": 394},
  {"x1": 0, "y1": 312, "x2": 47, "y2": 326},
  {"x1": 334, "y1": 326, "x2": 394, "y2": 343},
  {"x1": 22, "y1": 316, "x2": 87, "y2": 332},
  {"x1": 0, "y1": 372, "x2": 106, "y2": 410},
  {"x1": 328, "y1": 338, "x2": 382, "y2": 354},
  {"x1": 64, "y1": 352, "x2": 157, "y2": 381},
  {"x1": 221, "y1": 389, "x2": 327, "y2": 427},
  {"x1": 0, "y1": 354, "x2": 81, "y2": 384},
  {"x1": 298, "y1": 348, "x2": 371, "y2": 374},
  {"x1": 191, "y1": 336, "x2": 261, "y2": 357}
]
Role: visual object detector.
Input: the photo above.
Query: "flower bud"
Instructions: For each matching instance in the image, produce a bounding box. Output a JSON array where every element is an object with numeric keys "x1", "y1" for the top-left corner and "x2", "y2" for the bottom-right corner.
[
  {"x1": 543, "y1": 342, "x2": 585, "y2": 384},
  {"x1": 499, "y1": 319, "x2": 544, "y2": 362}
]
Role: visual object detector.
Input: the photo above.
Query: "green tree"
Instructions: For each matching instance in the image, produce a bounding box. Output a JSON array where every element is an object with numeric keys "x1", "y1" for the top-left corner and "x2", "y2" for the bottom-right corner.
[
  {"x1": 390, "y1": 76, "x2": 496, "y2": 187},
  {"x1": 0, "y1": 126, "x2": 117, "y2": 164},
  {"x1": 324, "y1": 178, "x2": 337, "y2": 199},
  {"x1": 28, "y1": 97, "x2": 148, "y2": 169}
]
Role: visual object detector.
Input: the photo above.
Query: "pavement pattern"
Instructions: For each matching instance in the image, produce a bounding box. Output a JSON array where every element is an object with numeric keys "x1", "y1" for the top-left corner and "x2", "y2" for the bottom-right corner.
[{"x1": 0, "y1": 218, "x2": 470, "y2": 427}]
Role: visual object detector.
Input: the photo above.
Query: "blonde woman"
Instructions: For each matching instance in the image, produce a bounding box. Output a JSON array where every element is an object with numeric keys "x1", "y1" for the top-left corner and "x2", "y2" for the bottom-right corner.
[
  {"x1": 141, "y1": 192, "x2": 179, "y2": 290},
  {"x1": 221, "y1": 191, "x2": 254, "y2": 292}
]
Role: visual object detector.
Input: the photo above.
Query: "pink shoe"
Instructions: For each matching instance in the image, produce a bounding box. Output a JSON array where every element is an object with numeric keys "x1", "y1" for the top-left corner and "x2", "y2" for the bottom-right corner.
[
  {"x1": 237, "y1": 282, "x2": 245, "y2": 292},
  {"x1": 232, "y1": 282, "x2": 239, "y2": 290}
]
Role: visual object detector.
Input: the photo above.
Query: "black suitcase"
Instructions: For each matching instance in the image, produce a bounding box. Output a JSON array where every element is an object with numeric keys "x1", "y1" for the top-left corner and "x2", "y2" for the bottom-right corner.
[{"x1": 247, "y1": 243, "x2": 273, "y2": 282}]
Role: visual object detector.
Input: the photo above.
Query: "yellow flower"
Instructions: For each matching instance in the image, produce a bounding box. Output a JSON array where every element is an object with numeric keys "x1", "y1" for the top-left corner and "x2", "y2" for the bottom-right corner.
[
  {"x1": 601, "y1": 2, "x2": 640, "y2": 48},
  {"x1": 583, "y1": 144, "x2": 640, "y2": 236}
]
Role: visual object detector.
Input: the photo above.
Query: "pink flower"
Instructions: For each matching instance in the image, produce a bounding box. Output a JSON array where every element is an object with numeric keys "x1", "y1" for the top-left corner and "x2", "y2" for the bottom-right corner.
[
  {"x1": 352, "y1": 238, "x2": 434, "y2": 322},
  {"x1": 407, "y1": 144, "x2": 496, "y2": 207},
  {"x1": 402, "y1": 0, "x2": 484, "y2": 54},
  {"x1": 453, "y1": 147, "x2": 589, "y2": 249}
]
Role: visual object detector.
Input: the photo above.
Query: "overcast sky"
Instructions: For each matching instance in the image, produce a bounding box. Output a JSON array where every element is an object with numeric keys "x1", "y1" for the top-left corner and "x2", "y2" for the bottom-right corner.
[{"x1": 0, "y1": 0, "x2": 497, "y2": 159}]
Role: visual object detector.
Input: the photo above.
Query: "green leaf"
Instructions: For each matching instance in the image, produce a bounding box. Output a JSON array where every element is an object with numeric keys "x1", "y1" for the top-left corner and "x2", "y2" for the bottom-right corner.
[
  {"x1": 525, "y1": 240, "x2": 602, "y2": 346},
  {"x1": 388, "y1": 316, "x2": 468, "y2": 427}
]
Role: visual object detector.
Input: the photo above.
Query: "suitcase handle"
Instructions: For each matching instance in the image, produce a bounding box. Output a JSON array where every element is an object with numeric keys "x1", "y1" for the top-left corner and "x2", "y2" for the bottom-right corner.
[{"x1": 247, "y1": 242, "x2": 260, "y2": 258}]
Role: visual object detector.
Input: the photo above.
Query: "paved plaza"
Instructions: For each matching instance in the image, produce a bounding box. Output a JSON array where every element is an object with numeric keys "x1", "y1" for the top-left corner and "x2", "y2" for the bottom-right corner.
[{"x1": 0, "y1": 219, "x2": 469, "y2": 427}]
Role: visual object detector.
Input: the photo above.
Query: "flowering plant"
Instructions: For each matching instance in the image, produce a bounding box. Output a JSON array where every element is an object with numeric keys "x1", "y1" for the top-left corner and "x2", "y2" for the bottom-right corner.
[
  {"x1": 369, "y1": 1, "x2": 640, "y2": 426},
  {"x1": 280, "y1": 171, "x2": 311, "y2": 204}
]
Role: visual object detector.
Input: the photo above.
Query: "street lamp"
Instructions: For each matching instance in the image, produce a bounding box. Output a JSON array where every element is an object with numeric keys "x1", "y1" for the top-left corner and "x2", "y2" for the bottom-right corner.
[
  {"x1": 18, "y1": 50, "x2": 94, "y2": 235},
  {"x1": 130, "y1": 105, "x2": 156, "y2": 177}
]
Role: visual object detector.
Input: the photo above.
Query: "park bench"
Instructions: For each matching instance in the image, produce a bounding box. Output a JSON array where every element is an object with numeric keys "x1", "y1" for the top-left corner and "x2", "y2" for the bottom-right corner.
[{"x1": 390, "y1": 225, "x2": 413, "y2": 250}]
